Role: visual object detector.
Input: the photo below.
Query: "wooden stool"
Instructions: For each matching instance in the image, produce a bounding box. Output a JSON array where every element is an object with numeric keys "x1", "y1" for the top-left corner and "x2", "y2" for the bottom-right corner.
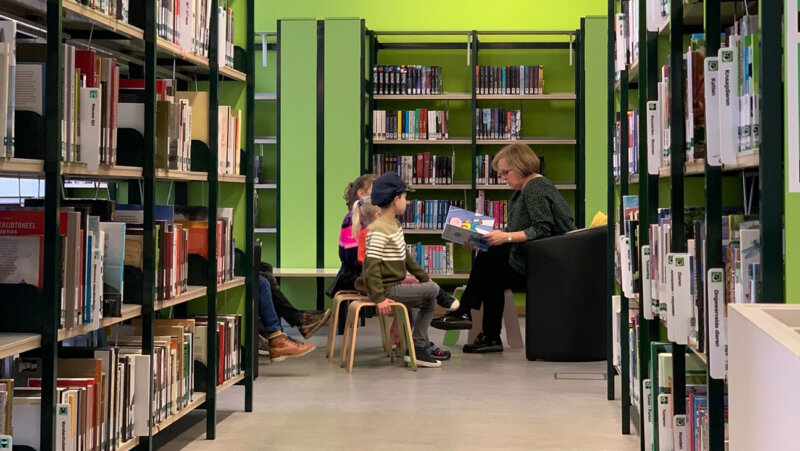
[
  {"x1": 339, "y1": 300, "x2": 417, "y2": 373},
  {"x1": 466, "y1": 289, "x2": 524, "y2": 349},
  {"x1": 326, "y1": 290, "x2": 366, "y2": 362}
]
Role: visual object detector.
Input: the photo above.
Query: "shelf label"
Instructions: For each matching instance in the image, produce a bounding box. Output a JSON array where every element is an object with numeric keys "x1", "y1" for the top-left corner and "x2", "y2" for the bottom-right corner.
[{"x1": 707, "y1": 268, "x2": 727, "y2": 380}]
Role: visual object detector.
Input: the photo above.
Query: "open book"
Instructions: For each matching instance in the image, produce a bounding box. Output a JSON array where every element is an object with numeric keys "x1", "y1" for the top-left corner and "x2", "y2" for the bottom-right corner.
[{"x1": 441, "y1": 206, "x2": 495, "y2": 251}]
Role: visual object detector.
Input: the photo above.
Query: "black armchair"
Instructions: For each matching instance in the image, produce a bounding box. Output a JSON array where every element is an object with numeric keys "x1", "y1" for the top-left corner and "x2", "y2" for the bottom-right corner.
[{"x1": 524, "y1": 226, "x2": 607, "y2": 361}]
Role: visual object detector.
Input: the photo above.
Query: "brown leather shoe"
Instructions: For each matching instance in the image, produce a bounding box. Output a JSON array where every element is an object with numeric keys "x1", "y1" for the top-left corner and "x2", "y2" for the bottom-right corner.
[
  {"x1": 268, "y1": 334, "x2": 315, "y2": 362},
  {"x1": 298, "y1": 309, "x2": 332, "y2": 339}
]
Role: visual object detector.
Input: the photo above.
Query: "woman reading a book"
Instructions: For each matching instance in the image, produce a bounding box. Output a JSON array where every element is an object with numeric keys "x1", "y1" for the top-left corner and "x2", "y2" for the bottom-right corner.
[{"x1": 431, "y1": 143, "x2": 575, "y2": 353}]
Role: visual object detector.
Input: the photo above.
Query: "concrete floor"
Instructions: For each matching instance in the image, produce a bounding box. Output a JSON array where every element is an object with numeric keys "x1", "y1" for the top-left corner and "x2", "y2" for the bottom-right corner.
[{"x1": 154, "y1": 322, "x2": 639, "y2": 451}]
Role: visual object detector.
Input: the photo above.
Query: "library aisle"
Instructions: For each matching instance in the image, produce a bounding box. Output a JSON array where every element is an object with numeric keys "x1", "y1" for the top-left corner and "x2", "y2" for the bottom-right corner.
[{"x1": 154, "y1": 324, "x2": 638, "y2": 450}]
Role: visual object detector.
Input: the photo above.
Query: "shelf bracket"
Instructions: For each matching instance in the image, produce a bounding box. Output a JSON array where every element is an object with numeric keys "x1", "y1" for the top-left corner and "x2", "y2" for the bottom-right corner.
[
  {"x1": 262, "y1": 33, "x2": 268, "y2": 67},
  {"x1": 466, "y1": 33, "x2": 471, "y2": 67},
  {"x1": 569, "y1": 32, "x2": 573, "y2": 66}
]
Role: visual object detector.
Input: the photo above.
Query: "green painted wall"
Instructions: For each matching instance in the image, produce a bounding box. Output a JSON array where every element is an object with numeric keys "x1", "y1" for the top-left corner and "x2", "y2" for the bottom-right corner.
[
  {"x1": 255, "y1": 1, "x2": 605, "y2": 34},
  {"x1": 279, "y1": 19, "x2": 318, "y2": 268},
  {"x1": 324, "y1": 19, "x2": 363, "y2": 268},
  {"x1": 787, "y1": 114, "x2": 799, "y2": 304},
  {"x1": 585, "y1": 17, "x2": 608, "y2": 221}
]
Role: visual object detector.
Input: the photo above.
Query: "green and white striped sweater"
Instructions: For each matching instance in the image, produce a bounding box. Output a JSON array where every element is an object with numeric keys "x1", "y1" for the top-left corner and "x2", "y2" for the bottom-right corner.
[{"x1": 363, "y1": 216, "x2": 430, "y2": 303}]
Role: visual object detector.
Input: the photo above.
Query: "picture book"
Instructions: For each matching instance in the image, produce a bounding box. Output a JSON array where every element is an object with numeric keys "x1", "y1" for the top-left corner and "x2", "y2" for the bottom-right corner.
[{"x1": 441, "y1": 206, "x2": 495, "y2": 251}]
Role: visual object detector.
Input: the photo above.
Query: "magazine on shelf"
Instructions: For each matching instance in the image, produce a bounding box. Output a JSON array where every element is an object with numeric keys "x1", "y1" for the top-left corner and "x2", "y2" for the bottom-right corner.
[{"x1": 440, "y1": 206, "x2": 495, "y2": 252}]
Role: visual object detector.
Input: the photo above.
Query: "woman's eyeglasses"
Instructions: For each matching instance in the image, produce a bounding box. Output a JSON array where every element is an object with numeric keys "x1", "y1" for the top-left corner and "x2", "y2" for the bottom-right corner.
[{"x1": 498, "y1": 169, "x2": 511, "y2": 178}]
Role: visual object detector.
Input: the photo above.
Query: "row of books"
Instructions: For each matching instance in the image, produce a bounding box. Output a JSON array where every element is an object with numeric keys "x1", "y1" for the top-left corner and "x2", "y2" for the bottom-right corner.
[
  {"x1": 0, "y1": 41, "x2": 123, "y2": 165},
  {"x1": 406, "y1": 243, "x2": 455, "y2": 276},
  {"x1": 613, "y1": 110, "x2": 640, "y2": 177},
  {"x1": 371, "y1": 109, "x2": 449, "y2": 141},
  {"x1": 0, "y1": 28, "x2": 240, "y2": 173},
  {"x1": 476, "y1": 65, "x2": 545, "y2": 95},
  {"x1": 641, "y1": 346, "x2": 722, "y2": 451},
  {"x1": 0, "y1": 313, "x2": 242, "y2": 449},
  {"x1": 157, "y1": 0, "x2": 236, "y2": 67},
  {"x1": 475, "y1": 108, "x2": 522, "y2": 140},
  {"x1": 0, "y1": 201, "x2": 237, "y2": 325},
  {"x1": 615, "y1": 197, "x2": 762, "y2": 380},
  {"x1": 703, "y1": 17, "x2": 760, "y2": 164},
  {"x1": 611, "y1": 298, "x2": 640, "y2": 407},
  {"x1": 614, "y1": 0, "x2": 640, "y2": 71},
  {"x1": 474, "y1": 193, "x2": 508, "y2": 230},
  {"x1": 643, "y1": 19, "x2": 760, "y2": 175},
  {"x1": 401, "y1": 200, "x2": 465, "y2": 231},
  {"x1": 72, "y1": 0, "x2": 130, "y2": 22},
  {"x1": 192, "y1": 314, "x2": 242, "y2": 387},
  {"x1": 476, "y1": 154, "x2": 546, "y2": 185},
  {"x1": 0, "y1": 202, "x2": 125, "y2": 329},
  {"x1": 372, "y1": 153, "x2": 455, "y2": 186},
  {"x1": 372, "y1": 65, "x2": 443, "y2": 96},
  {"x1": 171, "y1": 92, "x2": 242, "y2": 175}
]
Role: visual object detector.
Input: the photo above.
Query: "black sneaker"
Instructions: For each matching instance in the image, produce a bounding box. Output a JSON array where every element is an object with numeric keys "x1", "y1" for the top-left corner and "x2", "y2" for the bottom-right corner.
[
  {"x1": 403, "y1": 346, "x2": 443, "y2": 368},
  {"x1": 427, "y1": 343, "x2": 451, "y2": 361},
  {"x1": 463, "y1": 332, "x2": 503, "y2": 353},
  {"x1": 431, "y1": 311, "x2": 472, "y2": 330}
]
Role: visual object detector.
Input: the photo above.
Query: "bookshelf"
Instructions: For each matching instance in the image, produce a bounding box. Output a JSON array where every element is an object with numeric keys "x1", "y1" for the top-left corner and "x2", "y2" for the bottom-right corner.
[
  {"x1": 0, "y1": 0, "x2": 256, "y2": 448},
  {"x1": 608, "y1": 0, "x2": 783, "y2": 450},
  {"x1": 366, "y1": 29, "x2": 584, "y2": 282}
]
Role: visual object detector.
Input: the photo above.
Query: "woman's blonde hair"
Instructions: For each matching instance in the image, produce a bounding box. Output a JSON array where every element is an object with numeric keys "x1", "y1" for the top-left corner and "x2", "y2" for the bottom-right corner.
[
  {"x1": 351, "y1": 196, "x2": 380, "y2": 238},
  {"x1": 491, "y1": 142, "x2": 541, "y2": 177},
  {"x1": 344, "y1": 174, "x2": 377, "y2": 210}
]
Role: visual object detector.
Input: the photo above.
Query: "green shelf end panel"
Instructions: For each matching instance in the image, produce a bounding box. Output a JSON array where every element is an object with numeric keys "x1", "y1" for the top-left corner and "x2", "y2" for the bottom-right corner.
[
  {"x1": 279, "y1": 19, "x2": 319, "y2": 268},
  {"x1": 324, "y1": 18, "x2": 364, "y2": 269},
  {"x1": 584, "y1": 16, "x2": 609, "y2": 221},
  {"x1": 787, "y1": 168, "x2": 800, "y2": 304}
]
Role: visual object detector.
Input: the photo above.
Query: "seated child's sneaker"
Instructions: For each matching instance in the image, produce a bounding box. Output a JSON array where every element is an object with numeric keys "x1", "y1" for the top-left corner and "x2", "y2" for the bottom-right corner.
[
  {"x1": 427, "y1": 343, "x2": 451, "y2": 361},
  {"x1": 403, "y1": 346, "x2": 443, "y2": 368}
]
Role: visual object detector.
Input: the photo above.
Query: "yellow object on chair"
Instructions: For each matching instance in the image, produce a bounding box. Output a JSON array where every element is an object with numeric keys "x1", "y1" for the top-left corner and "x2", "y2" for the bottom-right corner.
[{"x1": 589, "y1": 211, "x2": 608, "y2": 227}]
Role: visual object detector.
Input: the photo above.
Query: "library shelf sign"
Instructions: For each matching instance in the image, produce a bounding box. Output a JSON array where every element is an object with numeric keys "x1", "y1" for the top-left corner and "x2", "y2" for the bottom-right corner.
[{"x1": 788, "y1": 0, "x2": 800, "y2": 192}]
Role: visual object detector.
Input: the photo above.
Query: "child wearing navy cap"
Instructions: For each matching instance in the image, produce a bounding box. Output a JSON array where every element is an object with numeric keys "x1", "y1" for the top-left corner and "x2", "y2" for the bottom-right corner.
[{"x1": 363, "y1": 172, "x2": 451, "y2": 367}]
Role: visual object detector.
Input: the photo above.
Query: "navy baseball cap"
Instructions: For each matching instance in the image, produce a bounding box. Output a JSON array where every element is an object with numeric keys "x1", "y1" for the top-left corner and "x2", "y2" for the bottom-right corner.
[{"x1": 370, "y1": 172, "x2": 413, "y2": 207}]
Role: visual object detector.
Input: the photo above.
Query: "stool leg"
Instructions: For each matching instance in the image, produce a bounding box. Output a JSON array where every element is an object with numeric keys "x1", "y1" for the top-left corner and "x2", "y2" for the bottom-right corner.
[
  {"x1": 395, "y1": 309, "x2": 407, "y2": 358},
  {"x1": 326, "y1": 295, "x2": 344, "y2": 361},
  {"x1": 503, "y1": 290, "x2": 524, "y2": 349},
  {"x1": 378, "y1": 314, "x2": 391, "y2": 358},
  {"x1": 340, "y1": 302, "x2": 356, "y2": 368},
  {"x1": 380, "y1": 316, "x2": 395, "y2": 361},
  {"x1": 396, "y1": 305, "x2": 417, "y2": 371},
  {"x1": 347, "y1": 305, "x2": 363, "y2": 374}
]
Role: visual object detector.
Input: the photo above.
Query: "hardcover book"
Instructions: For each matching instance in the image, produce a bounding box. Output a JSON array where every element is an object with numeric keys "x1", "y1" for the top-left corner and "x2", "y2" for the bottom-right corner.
[{"x1": 440, "y1": 206, "x2": 495, "y2": 252}]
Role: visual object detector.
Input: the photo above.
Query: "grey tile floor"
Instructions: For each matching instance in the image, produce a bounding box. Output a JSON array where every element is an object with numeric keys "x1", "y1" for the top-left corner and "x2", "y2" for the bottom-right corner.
[{"x1": 154, "y1": 322, "x2": 639, "y2": 450}]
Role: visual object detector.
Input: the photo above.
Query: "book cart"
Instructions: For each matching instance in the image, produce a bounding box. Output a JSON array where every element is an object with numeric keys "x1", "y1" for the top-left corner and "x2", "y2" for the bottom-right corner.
[
  {"x1": 0, "y1": 0, "x2": 257, "y2": 447},
  {"x1": 607, "y1": 0, "x2": 783, "y2": 449}
]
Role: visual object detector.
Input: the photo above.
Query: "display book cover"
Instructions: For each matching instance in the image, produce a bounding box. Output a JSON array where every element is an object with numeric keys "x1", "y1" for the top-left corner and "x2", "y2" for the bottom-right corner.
[{"x1": 440, "y1": 206, "x2": 495, "y2": 252}]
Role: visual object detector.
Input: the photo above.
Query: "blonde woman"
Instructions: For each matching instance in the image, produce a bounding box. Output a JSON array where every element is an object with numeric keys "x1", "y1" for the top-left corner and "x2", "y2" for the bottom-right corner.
[{"x1": 431, "y1": 143, "x2": 575, "y2": 353}]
